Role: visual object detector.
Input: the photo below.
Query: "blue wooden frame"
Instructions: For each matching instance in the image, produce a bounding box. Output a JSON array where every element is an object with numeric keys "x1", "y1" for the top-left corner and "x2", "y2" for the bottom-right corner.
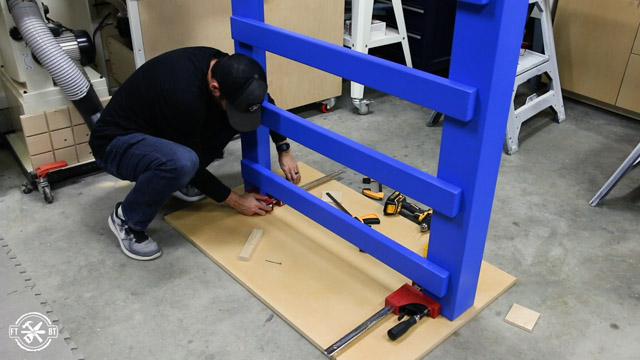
[{"x1": 230, "y1": 0, "x2": 528, "y2": 320}]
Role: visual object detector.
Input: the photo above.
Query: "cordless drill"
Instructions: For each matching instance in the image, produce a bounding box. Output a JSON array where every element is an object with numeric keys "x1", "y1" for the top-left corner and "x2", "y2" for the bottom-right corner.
[{"x1": 383, "y1": 191, "x2": 433, "y2": 232}]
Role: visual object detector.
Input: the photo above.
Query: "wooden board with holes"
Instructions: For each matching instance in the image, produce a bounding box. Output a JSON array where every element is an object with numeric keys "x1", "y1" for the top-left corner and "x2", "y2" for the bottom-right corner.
[
  {"x1": 136, "y1": 0, "x2": 343, "y2": 110},
  {"x1": 164, "y1": 163, "x2": 516, "y2": 359}
]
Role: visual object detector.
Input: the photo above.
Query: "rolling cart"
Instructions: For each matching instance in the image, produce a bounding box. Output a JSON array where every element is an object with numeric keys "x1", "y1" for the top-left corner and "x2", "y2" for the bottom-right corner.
[{"x1": 6, "y1": 132, "x2": 101, "y2": 204}]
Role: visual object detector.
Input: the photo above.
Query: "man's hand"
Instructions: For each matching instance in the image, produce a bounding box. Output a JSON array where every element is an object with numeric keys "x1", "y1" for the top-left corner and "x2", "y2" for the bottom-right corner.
[
  {"x1": 278, "y1": 149, "x2": 301, "y2": 184},
  {"x1": 224, "y1": 191, "x2": 273, "y2": 216}
]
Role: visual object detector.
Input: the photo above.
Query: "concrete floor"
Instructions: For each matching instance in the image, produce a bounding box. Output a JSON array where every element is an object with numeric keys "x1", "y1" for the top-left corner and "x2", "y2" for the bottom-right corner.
[{"x1": 0, "y1": 84, "x2": 639, "y2": 359}]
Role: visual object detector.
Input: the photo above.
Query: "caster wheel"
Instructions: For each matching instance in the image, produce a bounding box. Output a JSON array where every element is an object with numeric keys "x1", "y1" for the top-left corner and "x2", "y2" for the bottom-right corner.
[
  {"x1": 321, "y1": 103, "x2": 332, "y2": 113},
  {"x1": 22, "y1": 182, "x2": 33, "y2": 194},
  {"x1": 427, "y1": 112, "x2": 443, "y2": 127},
  {"x1": 357, "y1": 104, "x2": 369, "y2": 115},
  {"x1": 43, "y1": 186, "x2": 54, "y2": 204}
]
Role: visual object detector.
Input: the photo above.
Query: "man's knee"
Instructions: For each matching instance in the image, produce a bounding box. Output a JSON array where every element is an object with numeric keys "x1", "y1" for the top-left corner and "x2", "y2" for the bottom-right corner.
[{"x1": 169, "y1": 148, "x2": 199, "y2": 186}]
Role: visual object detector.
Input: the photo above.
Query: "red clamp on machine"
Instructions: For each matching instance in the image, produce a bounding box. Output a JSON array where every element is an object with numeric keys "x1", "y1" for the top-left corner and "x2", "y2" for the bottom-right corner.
[
  {"x1": 324, "y1": 283, "x2": 441, "y2": 356},
  {"x1": 27, "y1": 161, "x2": 68, "y2": 203}
]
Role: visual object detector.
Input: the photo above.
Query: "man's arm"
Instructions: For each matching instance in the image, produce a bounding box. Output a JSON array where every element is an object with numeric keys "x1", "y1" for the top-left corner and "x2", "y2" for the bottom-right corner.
[
  {"x1": 224, "y1": 191, "x2": 273, "y2": 216},
  {"x1": 267, "y1": 95, "x2": 301, "y2": 184},
  {"x1": 275, "y1": 140, "x2": 301, "y2": 184},
  {"x1": 189, "y1": 168, "x2": 273, "y2": 215}
]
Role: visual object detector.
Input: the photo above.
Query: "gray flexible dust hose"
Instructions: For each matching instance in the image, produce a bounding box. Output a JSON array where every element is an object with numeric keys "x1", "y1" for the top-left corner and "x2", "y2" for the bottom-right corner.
[{"x1": 7, "y1": 0, "x2": 103, "y2": 129}]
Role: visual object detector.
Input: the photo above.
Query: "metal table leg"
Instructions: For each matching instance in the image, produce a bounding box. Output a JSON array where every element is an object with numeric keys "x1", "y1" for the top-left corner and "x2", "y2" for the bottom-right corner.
[{"x1": 589, "y1": 142, "x2": 640, "y2": 206}]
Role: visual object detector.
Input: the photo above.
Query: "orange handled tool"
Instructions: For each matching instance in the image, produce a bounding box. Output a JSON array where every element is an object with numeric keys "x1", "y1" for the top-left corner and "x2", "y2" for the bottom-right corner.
[{"x1": 325, "y1": 192, "x2": 380, "y2": 225}]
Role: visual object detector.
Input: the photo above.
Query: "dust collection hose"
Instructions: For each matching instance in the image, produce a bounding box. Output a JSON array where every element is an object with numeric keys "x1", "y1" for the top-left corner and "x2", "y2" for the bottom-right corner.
[{"x1": 7, "y1": 0, "x2": 103, "y2": 130}]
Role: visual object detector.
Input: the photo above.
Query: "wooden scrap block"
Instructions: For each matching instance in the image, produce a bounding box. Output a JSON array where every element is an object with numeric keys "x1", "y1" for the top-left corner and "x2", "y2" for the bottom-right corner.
[
  {"x1": 504, "y1": 303, "x2": 540, "y2": 332},
  {"x1": 238, "y1": 229, "x2": 263, "y2": 261}
]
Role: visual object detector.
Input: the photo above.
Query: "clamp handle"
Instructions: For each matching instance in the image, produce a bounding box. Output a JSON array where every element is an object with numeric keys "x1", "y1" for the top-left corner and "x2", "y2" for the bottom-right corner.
[
  {"x1": 387, "y1": 316, "x2": 418, "y2": 341},
  {"x1": 356, "y1": 213, "x2": 380, "y2": 225},
  {"x1": 387, "y1": 303, "x2": 429, "y2": 341}
]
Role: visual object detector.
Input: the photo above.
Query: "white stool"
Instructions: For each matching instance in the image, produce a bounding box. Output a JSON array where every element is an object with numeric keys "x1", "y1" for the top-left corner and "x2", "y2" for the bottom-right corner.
[
  {"x1": 344, "y1": 0, "x2": 412, "y2": 114},
  {"x1": 504, "y1": 0, "x2": 565, "y2": 155}
]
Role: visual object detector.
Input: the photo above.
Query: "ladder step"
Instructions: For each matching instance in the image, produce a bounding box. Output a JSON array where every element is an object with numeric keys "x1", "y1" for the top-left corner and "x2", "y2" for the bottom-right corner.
[
  {"x1": 343, "y1": 27, "x2": 403, "y2": 49},
  {"x1": 516, "y1": 50, "x2": 550, "y2": 75}
]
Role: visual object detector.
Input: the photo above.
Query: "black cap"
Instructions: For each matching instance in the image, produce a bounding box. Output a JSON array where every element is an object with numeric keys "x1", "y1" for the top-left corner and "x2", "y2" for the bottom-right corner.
[{"x1": 212, "y1": 54, "x2": 267, "y2": 132}]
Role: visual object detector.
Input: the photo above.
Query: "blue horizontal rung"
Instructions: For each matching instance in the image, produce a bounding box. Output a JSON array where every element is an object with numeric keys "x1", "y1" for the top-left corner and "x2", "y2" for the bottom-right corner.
[
  {"x1": 231, "y1": 16, "x2": 477, "y2": 122},
  {"x1": 262, "y1": 103, "x2": 462, "y2": 218},
  {"x1": 241, "y1": 159, "x2": 450, "y2": 297},
  {"x1": 459, "y1": 0, "x2": 490, "y2": 4}
]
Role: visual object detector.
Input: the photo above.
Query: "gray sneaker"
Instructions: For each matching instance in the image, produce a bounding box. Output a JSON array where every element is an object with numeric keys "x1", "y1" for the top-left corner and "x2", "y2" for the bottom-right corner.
[
  {"x1": 172, "y1": 184, "x2": 206, "y2": 202},
  {"x1": 108, "y1": 202, "x2": 161, "y2": 260}
]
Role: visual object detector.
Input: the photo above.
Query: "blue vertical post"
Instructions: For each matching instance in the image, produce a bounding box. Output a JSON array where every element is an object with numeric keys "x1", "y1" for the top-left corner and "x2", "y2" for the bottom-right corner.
[
  {"x1": 231, "y1": 0, "x2": 271, "y2": 187},
  {"x1": 425, "y1": 0, "x2": 528, "y2": 319}
]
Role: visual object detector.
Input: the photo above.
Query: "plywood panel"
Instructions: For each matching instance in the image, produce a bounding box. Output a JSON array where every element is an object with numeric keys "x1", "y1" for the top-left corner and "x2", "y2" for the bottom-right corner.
[
  {"x1": 30, "y1": 152, "x2": 54, "y2": 168},
  {"x1": 54, "y1": 146, "x2": 78, "y2": 165},
  {"x1": 633, "y1": 24, "x2": 640, "y2": 55},
  {"x1": 72, "y1": 124, "x2": 91, "y2": 144},
  {"x1": 25, "y1": 133, "x2": 52, "y2": 156},
  {"x1": 50, "y1": 128, "x2": 74, "y2": 150},
  {"x1": 554, "y1": 0, "x2": 640, "y2": 104},
  {"x1": 19, "y1": 113, "x2": 48, "y2": 136},
  {"x1": 264, "y1": 1, "x2": 344, "y2": 109},
  {"x1": 617, "y1": 54, "x2": 640, "y2": 113},
  {"x1": 75, "y1": 143, "x2": 94, "y2": 163},
  {"x1": 45, "y1": 107, "x2": 71, "y2": 131},
  {"x1": 137, "y1": 0, "x2": 342, "y2": 110},
  {"x1": 165, "y1": 163, "x2": 516, "y2": 359},
  {"x1": 138, "y1": 1, "x2": 234, "y2": 58},
  {"x1": 107, "y1": 37, "x2": 137, "y2": 85}
]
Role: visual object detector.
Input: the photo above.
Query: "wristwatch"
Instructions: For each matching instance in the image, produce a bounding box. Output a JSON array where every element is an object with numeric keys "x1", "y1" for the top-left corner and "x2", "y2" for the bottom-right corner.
[{"x1": 276, "y1": 142, "x2": 290, "y2": 153}]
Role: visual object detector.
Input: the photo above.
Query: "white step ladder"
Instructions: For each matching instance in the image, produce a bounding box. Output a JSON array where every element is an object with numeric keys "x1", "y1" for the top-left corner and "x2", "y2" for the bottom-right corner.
[
  {"x1": 589, "y1": 143, "x2": 640, "y2": 206},
  {"x1": 504, "y1": 0, "x2": 565, "y2": 155},
  {"x1": 344, "y1": 0, "x2": 412, "y2": 115}
]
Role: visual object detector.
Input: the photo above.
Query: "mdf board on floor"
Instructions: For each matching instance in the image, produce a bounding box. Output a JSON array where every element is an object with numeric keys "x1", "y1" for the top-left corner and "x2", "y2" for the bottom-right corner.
[
  {"x1": 165, "y1": 163, "x2": 516, "y2": 359},
  {"x1": 136, "y1": 0, "x2": 343, "y2": 110}
]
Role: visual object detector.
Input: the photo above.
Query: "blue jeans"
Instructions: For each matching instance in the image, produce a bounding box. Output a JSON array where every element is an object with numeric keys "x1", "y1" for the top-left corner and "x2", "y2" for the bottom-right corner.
[{"x1": 95, "y1": 133, "x2": 199, "y2": 230}]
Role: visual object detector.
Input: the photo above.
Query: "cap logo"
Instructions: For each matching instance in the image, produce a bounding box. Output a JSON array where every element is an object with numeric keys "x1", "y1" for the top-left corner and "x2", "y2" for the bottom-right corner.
[{"x1": 248, "y1": 104, "x2": 261, "y2": 112}]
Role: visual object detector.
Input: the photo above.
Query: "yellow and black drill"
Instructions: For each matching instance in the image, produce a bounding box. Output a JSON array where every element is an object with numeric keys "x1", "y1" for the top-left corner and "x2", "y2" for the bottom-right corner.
[{"x1": 383, "y1": 191, "x2": 433, "y2": 232}]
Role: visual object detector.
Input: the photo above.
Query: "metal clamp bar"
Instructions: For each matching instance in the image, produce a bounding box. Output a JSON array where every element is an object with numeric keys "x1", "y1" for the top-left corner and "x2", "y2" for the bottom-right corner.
[{"x1": 324, "y1": 306, "x2": 393, "y2": 356}]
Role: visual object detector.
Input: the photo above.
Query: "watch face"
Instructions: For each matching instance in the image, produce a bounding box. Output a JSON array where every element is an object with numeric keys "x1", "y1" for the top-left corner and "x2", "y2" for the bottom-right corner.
[{"x1": 277, "y1": 142, "x2": 290, "y2": 152}]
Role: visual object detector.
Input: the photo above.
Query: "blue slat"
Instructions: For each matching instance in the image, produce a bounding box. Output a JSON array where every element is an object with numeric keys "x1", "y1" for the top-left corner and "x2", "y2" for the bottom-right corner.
[
  {"x1": 230, "y1": 16, "x2": 477, "y2": 122},
  {"x1": 241, "y1": 160, "x2": 450, "y2": 297},
  {"x1": 426, "y1": 0, "x2": 529, "y2": 319},
  {"x1": 458, "y1": 0, "x2": 490, "y2": 4},
  {"x1": 261, "y1": 103, "x2": 462, "y2": 218},
  {"x1": 232, "y1": 0, "x2": 271, "y2": 188}
]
